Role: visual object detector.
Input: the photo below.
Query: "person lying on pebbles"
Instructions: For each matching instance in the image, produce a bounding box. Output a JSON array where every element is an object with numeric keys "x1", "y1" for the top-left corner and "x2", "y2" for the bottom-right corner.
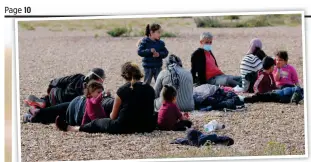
[
  {"x1": 55, "y1": 62, "x2": 157, "y2": 134},
  {"x1": 24, "y1": 68, "x2": 107, "y2": 109}
]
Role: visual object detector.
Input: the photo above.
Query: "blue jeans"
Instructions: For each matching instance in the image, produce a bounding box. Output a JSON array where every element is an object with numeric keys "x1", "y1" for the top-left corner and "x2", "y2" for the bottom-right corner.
[
  {"x1": 144, "y1": 67, "x2": 161, "y2": 84},
  {"x1": 274, "y1": 86, "x2": 303, "y2": 98},
  {"x1": 207, "y1": 74, "x2": 242, "y2": 87}
]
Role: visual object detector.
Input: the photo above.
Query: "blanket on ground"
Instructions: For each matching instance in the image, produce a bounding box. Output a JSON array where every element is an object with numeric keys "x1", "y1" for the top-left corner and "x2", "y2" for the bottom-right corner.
[
  {"x1": 194, "y1": 88, "x2": 244, "y2": 111},
  {"x1": 170, "y1": 129, "x2": 234, "y2": 147}
]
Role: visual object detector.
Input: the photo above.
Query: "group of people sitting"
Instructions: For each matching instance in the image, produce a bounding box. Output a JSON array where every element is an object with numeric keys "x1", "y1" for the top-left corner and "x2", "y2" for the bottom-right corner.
[{"x1": 22, "y1": 23, "x2": 304, "y2": 135}]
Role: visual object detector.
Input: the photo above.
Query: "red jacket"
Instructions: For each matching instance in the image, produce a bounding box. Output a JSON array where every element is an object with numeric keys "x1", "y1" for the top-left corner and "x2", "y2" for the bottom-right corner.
[{"x1": 253, "y1": 70, "x2": 277, "y2": 93}]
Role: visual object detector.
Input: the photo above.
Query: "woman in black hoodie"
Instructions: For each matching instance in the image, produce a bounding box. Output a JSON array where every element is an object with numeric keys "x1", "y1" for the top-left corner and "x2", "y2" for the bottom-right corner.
[{"x1": 24, "y1": 68, "x2": 106, "y2": 108}]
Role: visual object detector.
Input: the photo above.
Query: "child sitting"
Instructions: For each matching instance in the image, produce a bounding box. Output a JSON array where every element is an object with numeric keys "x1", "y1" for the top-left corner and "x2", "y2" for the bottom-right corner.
[
  {"x1": 81, "y1": 81, "x2": 107, "y2": 125},
  {"x1": 253, "y1": 56, "x2": 277, "y2": 93},
  {"x1": 273, "y1": 51, "x2": 300, "y2": 89},
  {"x1": 157, "y1": 85, "x2": 192, "y2": 131}
]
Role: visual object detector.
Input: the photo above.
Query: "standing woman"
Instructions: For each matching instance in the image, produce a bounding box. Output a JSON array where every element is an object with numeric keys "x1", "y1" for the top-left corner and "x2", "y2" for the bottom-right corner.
[
  {"x1": 56, "y1": 62, "x2": 156, "y2": 134},
  {"x1": 238, "y1": 38, "x2": 267, "y2": 92}
]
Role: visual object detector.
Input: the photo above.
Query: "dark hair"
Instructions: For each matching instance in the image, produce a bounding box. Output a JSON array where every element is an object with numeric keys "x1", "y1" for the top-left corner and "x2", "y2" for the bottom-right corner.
[
  {"x1": 84, "y1": 68, "x2": 105, "y2": 83},
  {"x1": 276, "y1": 51, "x2": 288, "y2": 61},
  {"x1": 262, "y1": 56, "x2": 275, "y2": 70},
  {"x1": 162, "y1": 85, "x2": 177, "y2": 102},
  {"x1": 121, "y1": 62, "x2": 144, "y2": 81},
  {"x1": 253, "y1": 47, "x2": 267, "y2": 60},
  {"x1": 83, "y1": 80, "x2": 104, "y2": 97},
  {"x1": 145, "y1": 23, "x2": 161, "y2": 36}
]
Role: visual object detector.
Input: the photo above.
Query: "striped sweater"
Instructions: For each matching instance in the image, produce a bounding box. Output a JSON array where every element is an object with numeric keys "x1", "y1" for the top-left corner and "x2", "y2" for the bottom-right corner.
[
  {"x1": 240, "y1": 54, "x2": 263, "y2": 91},
  {"x1": 154, "y1": 67, "x2": 194, "y2": 112}
]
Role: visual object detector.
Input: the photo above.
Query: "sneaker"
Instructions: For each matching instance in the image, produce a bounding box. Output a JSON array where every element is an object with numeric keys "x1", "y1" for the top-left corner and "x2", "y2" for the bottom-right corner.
[
  {"x1": 200, "y1": 106, "x2": 213, "y2": 112},
  {"x1": 55, "y1": 116, "x2": 68, "y2": 131},
  {"x1": 24, "y1": 95, "x2": 46, "y2": 108},
  {"x1": 291, "y1": 92, "x2": 303, "y2": 105},
  {"x1": 186, "y1": 129, "x2": 201, "y2": 147},
  {"x1": 238, "y1": 95, "x2": 245, "y2": 102},
  {"x1": 224, "y1": 105, "x2": 246, "y2": 112},
  {"x1": 28, "y1": 107, "x2": 40, "y2": 116},
  {"x1": 216, "y1": 136, "x2": 234, "y2": 146},
  {"x1": 23, "y1": 113, "x2": 32, "y2": 123}
]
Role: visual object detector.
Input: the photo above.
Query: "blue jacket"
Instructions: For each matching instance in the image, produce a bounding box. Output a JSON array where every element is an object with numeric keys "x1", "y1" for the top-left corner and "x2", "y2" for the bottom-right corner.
[{"x1": 137, "y1": 37, "x2": 169, "y2": 68}]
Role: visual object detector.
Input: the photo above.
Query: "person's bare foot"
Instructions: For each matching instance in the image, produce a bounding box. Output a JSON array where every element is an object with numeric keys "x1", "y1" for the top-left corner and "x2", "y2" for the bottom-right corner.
[{"x1": 67, "y1": 126, "x2": 80, "y2": 132}]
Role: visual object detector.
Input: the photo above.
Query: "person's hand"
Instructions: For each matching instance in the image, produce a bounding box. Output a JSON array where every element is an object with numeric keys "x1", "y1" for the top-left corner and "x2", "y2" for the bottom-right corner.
[
  {"x1": 183, "y1": 112, "x2": 189, "y2": 120},
  {"x1": 151, "y1": 48, "x2": 156, "y2": 53},
  {"x1": 153, "y1": 52, "x2": 160, "y2": 57}
]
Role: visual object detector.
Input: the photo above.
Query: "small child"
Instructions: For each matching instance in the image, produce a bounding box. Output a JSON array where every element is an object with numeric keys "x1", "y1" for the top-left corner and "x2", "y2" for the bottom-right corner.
[
  {"x1": 157, "y1": 85, "x2": 192, "y2": 131},
  {"x1": 137, "y1": 23, "x2": 169, "y2": 84},
  {"x1": 81, "y1": 81, "x2": 107, "y2": 125},
  {"x1": 273, "y1": 51, "x2": 299, "y2": 89},
  {"x1": 253, "y1": 56, "x2": 277, "y2": 93}
]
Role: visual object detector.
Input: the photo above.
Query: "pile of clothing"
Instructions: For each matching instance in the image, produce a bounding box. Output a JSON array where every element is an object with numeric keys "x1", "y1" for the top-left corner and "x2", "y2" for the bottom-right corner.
[
  {"x1": 170, "y1": 129, "x2": 234, "y2": 147},
  {"x1": 193, "y1": 84, "x2": 244, "y2": 111}
]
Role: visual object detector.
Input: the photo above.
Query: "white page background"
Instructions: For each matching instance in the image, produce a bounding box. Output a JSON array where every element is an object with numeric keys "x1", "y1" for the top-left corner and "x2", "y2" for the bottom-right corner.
[{"x1": 2, "y1": 0, "x2": 311, "y2": 161}]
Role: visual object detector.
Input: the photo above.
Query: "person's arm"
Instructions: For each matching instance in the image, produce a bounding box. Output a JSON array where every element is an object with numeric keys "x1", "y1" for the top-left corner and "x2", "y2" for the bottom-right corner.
[
  {"x1": 87, "y1": 94, "x2": 106, "y2": 120},
  {"x1": 158, "y1": 42, "x2": 169, "y2": 59},
  {"x1": 174, "y1": 105, "x2": 183, "y2": 121},
  {"x1": 290, "y1": 66, "x2": 300, "y2": 86},
  {"x1": 137, "y1": 39, "x2": 153, "y2": 57},
  {"x1": 49, "y1": 74, "x2": 84, "y2": 89},
  {"x1": 110, "y1": 95, "x2": 122, "y2": 120},
  {"x1": 89, "y1": 92, "x2": 104, "y2": 104},
  {"x1": 190, "y1": 51, "x2": 198, "y2": 84},
  {"x1": 253, "y1": 74, "x2": 264, "y2": 93},
  {"x1": 271, "y1": 74, "x2": 278, "y2": 90},
  {"x1": 274, "y1": 67, "x2": 281, "y2": 81},
  {"x1": 154, "y1": 71, "x2": 164, "y2": 98}
]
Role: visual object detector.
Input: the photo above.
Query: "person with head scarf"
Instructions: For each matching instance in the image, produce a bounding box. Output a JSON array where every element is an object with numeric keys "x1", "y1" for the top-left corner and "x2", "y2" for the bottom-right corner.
[
  {"x1": 154, "y1": 54, "x2": 195, "y2": 112},
  {"x1": 238, "y1": 38, "x2": 267, "y2": 92}
]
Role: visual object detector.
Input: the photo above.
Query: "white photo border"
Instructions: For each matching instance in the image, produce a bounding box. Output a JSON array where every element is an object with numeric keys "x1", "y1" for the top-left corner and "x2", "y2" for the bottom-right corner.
[{"x1": 14, "y1": 10, "x2": 307, "y2": 162}]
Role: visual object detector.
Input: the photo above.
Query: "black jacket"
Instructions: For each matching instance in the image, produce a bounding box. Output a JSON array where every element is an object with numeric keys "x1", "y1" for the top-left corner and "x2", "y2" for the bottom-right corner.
[
  {"x1": 48, "y1": 73, "x2": 86, "y2": 103},
  {"x1": 191, "y1": 48, "x2": 218, "y2": 85}
]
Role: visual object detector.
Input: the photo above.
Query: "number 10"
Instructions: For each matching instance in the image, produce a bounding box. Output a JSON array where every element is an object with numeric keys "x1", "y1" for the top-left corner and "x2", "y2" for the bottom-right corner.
[{"x1": 24, "y1": 7, "x2": 31, "y2": 13}]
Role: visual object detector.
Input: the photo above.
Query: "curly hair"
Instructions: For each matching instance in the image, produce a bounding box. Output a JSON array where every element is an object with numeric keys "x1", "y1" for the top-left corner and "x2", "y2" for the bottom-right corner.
[
  {"x1": 83, "y1": 80, "x2": 104, "y2": 97},
  {"x1": 121, "y1": 62, "x2": 144, "y2": 81}
]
